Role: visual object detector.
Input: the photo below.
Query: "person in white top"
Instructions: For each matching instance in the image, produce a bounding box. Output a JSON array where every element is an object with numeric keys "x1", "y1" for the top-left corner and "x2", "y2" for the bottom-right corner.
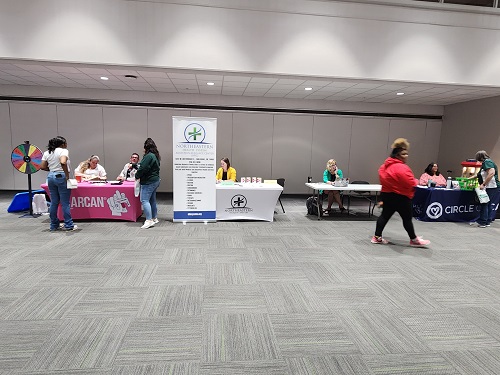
[
  {"x1": 75, "y1": 155, "x2": 107, "y2": 180},
  {"x1": 117, "y1": 153, "x2": 140, "y2": 181},
  {"x1": 40, "y1": 136, "x2": 77, "y2": 231}
]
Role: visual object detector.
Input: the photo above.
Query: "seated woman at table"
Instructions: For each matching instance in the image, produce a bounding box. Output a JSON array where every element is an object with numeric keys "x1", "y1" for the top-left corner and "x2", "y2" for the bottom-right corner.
[
  {"x1": 216, "y1": 157, "x2": 237, "y2": 183},
  {"x1": 75, "y1": 155, "x2": 107, "y2": 180},
  {"x1": 322, "y1": 159, "x2": 346, "y2": 214},
  {"x1": 419, "y1": 162, "x2": 446, "y2": 187}
]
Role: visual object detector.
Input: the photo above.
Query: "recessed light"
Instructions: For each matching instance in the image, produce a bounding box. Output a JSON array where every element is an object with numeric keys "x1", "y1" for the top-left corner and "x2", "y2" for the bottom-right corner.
[
  {"x1": 396, "y1": 92, "x2": 405, "y2": 96},
  {"x1": 207, "y1": 82, "x2": 215, "y2": 86},
  {"x1": 100, "y1": 76, "x2": 109, "y2": 81},
  {"x1": 124, "y1": 74, "x2": 137, "y2": 80},
  {"x1": 305, "y1": 87, "x2": 313, "y2": 91}
]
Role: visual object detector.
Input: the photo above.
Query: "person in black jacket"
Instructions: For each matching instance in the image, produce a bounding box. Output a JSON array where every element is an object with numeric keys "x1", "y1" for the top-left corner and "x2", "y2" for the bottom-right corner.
[{"x1": 136, "y1": 138, "x2": 161, "y2": 229}]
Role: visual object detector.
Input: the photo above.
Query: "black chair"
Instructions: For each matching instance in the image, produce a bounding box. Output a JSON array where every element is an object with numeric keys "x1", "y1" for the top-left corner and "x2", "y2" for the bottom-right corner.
[
  {"x1": 345, "y1": 180, "x2": 377, "y2": 216},
  {"x1": 277, "y1": 178, "x2": 285, "y2": 213}
]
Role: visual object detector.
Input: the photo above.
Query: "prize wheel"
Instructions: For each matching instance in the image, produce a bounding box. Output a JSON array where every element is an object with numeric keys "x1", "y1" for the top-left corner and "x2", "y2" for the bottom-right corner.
[{"x1": 11, "y1": 143, "x2": 43, "y2": 174}]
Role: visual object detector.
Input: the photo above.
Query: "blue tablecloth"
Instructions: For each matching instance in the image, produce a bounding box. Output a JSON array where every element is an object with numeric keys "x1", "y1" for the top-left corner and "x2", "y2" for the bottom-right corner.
[{"x1": 412, "y1": 187, "x2": 481, "y2": 222}]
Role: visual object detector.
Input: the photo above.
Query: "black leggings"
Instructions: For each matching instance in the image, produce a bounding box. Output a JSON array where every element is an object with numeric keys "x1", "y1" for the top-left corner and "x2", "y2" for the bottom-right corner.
[{"x1": 375, "y1": 192, "x2": 416, "y2": 239}]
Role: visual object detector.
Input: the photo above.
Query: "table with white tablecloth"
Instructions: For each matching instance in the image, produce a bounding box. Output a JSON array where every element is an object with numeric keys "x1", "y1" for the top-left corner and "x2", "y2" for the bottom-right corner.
[
  {"x1": 305, "y1": 182, "x2": 382, "y2": 219},
  {"x1": 216, "y1": 183, "x2": 283, "y2": 221}
]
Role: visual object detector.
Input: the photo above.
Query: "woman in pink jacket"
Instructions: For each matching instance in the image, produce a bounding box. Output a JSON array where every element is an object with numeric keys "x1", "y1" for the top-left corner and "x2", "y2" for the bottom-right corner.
[{"x1": 371, "y1": 138, "x2": 430, "y2": 247}]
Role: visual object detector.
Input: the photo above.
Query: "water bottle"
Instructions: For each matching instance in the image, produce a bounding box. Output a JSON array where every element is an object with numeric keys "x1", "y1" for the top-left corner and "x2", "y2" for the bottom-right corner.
[{"x1": 446, "y1": 177, "x2": 452, "y2": 189}]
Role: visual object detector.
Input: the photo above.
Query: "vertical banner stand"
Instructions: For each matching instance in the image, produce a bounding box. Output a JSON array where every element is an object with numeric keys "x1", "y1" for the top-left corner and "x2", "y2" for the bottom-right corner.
[{"x1": 172, "y1": 116, "x2": 217, "y2": 223}]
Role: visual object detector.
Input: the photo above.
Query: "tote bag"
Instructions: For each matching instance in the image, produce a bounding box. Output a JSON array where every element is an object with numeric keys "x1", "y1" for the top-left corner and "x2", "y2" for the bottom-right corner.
[{"x1": 475, "y1": 187, "x2": 490, "y2": 204}]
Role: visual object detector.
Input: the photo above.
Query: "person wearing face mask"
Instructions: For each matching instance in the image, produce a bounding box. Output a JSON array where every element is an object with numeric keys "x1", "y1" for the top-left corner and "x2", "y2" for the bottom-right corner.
[
  {"x1": 371, "y1": 138, "x2": 430, "y2": 247},
  {"x1": 322, "y1": 159, "x2": 346, "y2": 214},
  {"x1": 216, "y1": 157, "x2": 237, "y2": 182}
]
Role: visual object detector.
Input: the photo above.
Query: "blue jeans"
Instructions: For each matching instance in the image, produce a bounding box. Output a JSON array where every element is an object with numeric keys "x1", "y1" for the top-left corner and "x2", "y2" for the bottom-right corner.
[
  {"x1": 140, "y1": 180, "x2": 160, "y2": 220},
  {"x1": 47, "y1": 172, "x2": 74, "y2": 230},
  {"x1": 478, "y1": 187, "x2": 500, "y2": 225}
]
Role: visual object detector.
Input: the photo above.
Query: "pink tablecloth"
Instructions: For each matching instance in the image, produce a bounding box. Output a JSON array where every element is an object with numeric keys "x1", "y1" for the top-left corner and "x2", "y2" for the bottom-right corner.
[{"x1": 41, "y1": 181, "x2": 142, "y2": 222}]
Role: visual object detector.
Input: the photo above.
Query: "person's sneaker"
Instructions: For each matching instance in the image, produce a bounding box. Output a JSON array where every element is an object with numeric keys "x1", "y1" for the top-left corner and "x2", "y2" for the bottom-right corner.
[
  {"x1": 478, "y1": 224, "x2": 487, "y2": 228},
  {"x1": 141, "y1": 219, "x2": 155, "y2": 229},
  {"x1": 409, "y1": 237, "x2": 431, "y2": 247},
  {"x1": 371, "y1": 236, "x2": 389, "y2": 244},
  {"x1": 63, "y1": 225, "x2": 78, "y2": 231},
  {"x1": 153, "y1": 218, "x2": 159, "y2": 224}
]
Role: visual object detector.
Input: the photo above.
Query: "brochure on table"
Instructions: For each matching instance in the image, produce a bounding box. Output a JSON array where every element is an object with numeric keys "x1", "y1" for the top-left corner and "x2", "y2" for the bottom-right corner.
[{"x1": 172, "y1": 116, "x2": 217, "y2": 222}]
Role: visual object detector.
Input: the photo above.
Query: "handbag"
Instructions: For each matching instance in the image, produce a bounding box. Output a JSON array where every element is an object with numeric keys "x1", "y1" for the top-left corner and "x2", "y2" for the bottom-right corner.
[
  {"x1": 475, "y1": 187, "x2": 490, "y2": 203},
  {"x1": 67, "y1": 179, "x2": 78, "y2": 189}
]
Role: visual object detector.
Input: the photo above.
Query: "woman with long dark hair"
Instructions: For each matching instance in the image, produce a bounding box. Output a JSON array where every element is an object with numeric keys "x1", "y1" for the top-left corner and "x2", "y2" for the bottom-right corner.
[
  {"x1": 371, "y1": 138, "x2": 429, "y2": 247},
  {"x1": 419, "y1": 162, "x2": 446, "y2": 187},
  {"x1": 135, "y1": 138, "x2": 161, "y2": 229},
  {"x1": 40, "y1": 136, "x2": 77, "y2": 231}
]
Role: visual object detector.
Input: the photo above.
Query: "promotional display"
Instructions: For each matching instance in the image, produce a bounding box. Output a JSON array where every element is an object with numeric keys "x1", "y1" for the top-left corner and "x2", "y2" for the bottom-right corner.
[
  {"x1": 41, "y1": 181, "x2": 142, "y2": 222},
  {"x1": 172, "y1": 116, "x2": 217, "y2": 222}
]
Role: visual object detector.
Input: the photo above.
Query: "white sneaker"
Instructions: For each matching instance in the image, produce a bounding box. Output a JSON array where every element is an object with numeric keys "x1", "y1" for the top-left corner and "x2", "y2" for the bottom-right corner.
[
  {"x1": 153, "y1": 218, "x2": 159, "y2": 224},
  {"x1": 141, "y1": 220, "x2": 155, "y2": 229}
]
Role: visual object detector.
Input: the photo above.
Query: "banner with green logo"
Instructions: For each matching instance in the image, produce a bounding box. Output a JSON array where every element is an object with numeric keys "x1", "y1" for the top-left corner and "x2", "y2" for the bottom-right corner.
[{"x1": 172, "y1": 116, "x2": 217, "y2": 222}]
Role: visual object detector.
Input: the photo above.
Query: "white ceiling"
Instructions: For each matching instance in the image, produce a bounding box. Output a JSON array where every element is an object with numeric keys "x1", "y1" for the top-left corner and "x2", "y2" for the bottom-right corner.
[{"x1": 1, "y1": 60, "x2": 499, "y2": 106}]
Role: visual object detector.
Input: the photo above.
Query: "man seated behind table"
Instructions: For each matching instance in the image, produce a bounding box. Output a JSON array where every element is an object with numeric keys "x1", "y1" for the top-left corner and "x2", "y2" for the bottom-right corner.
[
  {"x1": 117, "y1": 153, "x2": 140, "y2": 181},
  {"x1": 216, "y1": 157, "x2": 237, "y2": 182},
  {"x1": 75, "y1": 155, "x2": 107, "y2": 180},
  {"x1": 419, "y1": 162, "x2": 447, "y2": 187}
]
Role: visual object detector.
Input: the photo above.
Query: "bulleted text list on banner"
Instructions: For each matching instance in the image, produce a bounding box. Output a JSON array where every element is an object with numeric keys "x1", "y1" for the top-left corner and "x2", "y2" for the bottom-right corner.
[{"x1": 172, "y1": 116, "x2": 217, "y2": 222}]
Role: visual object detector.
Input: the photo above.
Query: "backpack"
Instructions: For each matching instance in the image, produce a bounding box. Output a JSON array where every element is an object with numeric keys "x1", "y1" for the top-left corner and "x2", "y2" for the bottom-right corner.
[{"x1": 306, "y1": 196, "x2": 322, "y2": 216}]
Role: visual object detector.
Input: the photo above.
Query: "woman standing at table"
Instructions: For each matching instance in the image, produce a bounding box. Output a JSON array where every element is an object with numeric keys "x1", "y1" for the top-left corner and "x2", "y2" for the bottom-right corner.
[
  {"x1": 419, "y1": 163, "x2": 447, "y2": 187},
  {"x1": 40, "y1": 136, "x2": 77, "y2": 231},
  {"x1": 475, "y1": 150, "x2": 500, "y2": 228},
  {"x1": 216, "y1": 157, "x2": 237, "y2": 182},
  {"x1": 371, "y1": 138, "x2": 430, "y2": 247},
  {"x1": 136, "y1": 138, "x2": 161, "y2": 229},
  {"x1": 322, "y1": 159, "x2": 346, "y2": 214}
]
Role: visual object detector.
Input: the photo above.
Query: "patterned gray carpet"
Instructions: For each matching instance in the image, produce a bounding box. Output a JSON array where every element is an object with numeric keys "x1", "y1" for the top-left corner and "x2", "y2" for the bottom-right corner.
[{"x1": 1, "y1": 192, "x2": 500, "y2": 374}]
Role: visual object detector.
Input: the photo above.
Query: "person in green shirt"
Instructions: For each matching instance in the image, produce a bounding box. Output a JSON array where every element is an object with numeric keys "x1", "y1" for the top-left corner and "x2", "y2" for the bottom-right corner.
[
  {"x1": 475, "y1": 150, "x2": 500, "y2": 227},
  {"x1": 136, "y1": 138, "x2": 161, "y2": 229},
  {"x1": 322, "y1": 159, "x2": 346, "y2": 214}
]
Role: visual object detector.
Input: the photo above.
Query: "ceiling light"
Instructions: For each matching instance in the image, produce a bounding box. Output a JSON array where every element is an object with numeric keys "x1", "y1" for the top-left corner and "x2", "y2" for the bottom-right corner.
[
  {"x1": 305, "y1": 87, "x2": 313, "y2": 91},
  {"x1": 100, "y1": 76, "x2": 109, "y2": 81},
  {"x1": 207, "y1": 82, "x2": 215, "y2": 86},
  {"x1": 396, "y1": 92, "x2": 404, "y2": 96},
  {"x1": 124, "y1": 74, "x2": 137, "y2": 80}
]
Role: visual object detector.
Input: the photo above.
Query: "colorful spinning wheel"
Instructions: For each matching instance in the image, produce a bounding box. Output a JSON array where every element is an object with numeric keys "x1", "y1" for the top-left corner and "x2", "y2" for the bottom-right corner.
[{"x1": 11, "y1": 143, "x2": 43, "y2": 174}]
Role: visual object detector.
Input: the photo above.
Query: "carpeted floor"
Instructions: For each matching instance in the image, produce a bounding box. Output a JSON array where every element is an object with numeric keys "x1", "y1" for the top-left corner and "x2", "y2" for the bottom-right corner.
[{"x1": 1, "y1": 191, "x2": 499, "y2": 374}]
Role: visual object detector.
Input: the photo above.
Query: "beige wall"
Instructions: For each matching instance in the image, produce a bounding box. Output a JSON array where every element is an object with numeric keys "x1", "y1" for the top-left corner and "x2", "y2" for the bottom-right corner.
[
  {"x1": 1, "y1": 101, "x2": 441, "y2": 194},
  {"x1": 440, "y1": 96, "x2": 500, "y2": 177}
]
